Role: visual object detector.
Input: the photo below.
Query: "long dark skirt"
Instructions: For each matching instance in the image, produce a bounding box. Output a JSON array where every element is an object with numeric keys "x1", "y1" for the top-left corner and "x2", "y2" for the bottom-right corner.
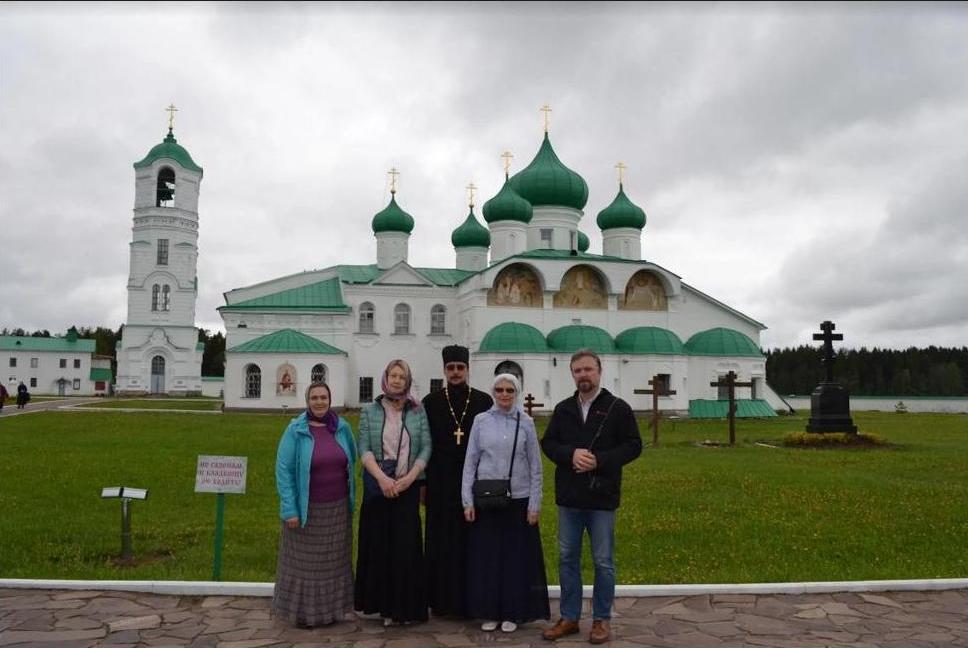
[
  {"x1": 425, "y1": 500, "x2": 470, "y2": 617},
  {"x1": 272, "y1": 499, "x2": 353, "y2": 627},
  {"x1": 466, "y1": 497, "x2": 550, "y2": 623},
  {"x1": 354, "y1": 486, "x2": 428, "y2": 623}
]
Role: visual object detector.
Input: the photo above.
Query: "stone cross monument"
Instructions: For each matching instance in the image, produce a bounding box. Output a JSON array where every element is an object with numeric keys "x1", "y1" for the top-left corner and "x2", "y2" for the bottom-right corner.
[{"x1": 806, "y1": 320, "x2": 858, "y2": 434}]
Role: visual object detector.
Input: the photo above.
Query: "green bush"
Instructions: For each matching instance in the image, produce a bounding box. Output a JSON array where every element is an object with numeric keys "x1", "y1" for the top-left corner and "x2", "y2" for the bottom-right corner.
[{"x1": 783, "y1": 431, "x2": 887, "y2": 447}]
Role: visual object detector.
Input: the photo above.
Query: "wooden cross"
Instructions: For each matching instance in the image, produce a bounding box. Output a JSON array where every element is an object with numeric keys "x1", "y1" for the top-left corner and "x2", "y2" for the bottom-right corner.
[
  {"x1": 166, "y1": 103, "x2": 178, "y2": 130},
  {"x1": 388, "y1": 167, "x2": 400, "y2": 194},
  {"x1": 502, "y1": 150, "x2": 513, "y2": 178},
  {"x1": 634, "y1": 375, "x2": 676, "y2": 447},
  {"x1": 813, "y1": 320, "x2": 843, "y2": 383},
  {"x1": 615, "y1": 161, "x2": 627, "y2": 186},
  {"x1": 710, "y1": 371, "x2": 754, "y2": 446},
  {"x1": 524, "y1": 393, "x2": 544, "y2": 417},
  {"x1": 540, "y1": 104, "x2": 552, "y2": 132},
  {"x1": 466, "y1": 182, "x2": 477, "y2": 208}
]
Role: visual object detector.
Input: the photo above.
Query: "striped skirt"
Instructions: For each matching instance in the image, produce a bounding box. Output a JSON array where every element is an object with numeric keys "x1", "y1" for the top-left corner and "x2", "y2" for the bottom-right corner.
[{"x1": 272, "y1": 499, "x2": 354, "y2": 627}]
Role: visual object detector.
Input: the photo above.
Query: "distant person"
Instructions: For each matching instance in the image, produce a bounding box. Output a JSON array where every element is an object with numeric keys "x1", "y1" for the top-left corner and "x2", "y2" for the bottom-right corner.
[
  {"x1": 541, "y1": 349, "x2": 642, "y2": 645},
  {"x1": 0, "y1": 383, "x2": 8, "y2": 412},
  {"x1": 461, "y1": 373, "x2": 549, "y2": 633},
  {"x1": 273, "y1": 381, "x2": 358, "y2": 627},
  {"x1": 16, "y1": 381, "x2": 29, "y2": 409},
  {"x1": 355, "y1": 359, "x2": 432, "y2": 626}
]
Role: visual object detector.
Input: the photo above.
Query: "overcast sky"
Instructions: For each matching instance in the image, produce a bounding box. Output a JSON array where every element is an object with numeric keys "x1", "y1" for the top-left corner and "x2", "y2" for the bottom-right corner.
[{"x1": 2, "y1": 2, "x2": 967, "y2": 351}]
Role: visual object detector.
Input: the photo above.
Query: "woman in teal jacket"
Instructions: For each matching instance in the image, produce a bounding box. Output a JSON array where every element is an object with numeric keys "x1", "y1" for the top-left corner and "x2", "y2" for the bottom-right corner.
[
  {"x1": 273, "y1": 382, "x2": 358, "y2": 627},
  {"x1": 354, "y1": 359, "x2": 432, "y2": 625}
]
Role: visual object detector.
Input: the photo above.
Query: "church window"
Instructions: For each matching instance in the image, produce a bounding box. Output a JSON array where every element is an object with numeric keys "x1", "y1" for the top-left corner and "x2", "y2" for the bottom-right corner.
[
  {"x1": 73, "y1": 359, "x2": 81, "y2": 369},
  {"x1": 245, "y1": 364, "x2": 262, "y2": 398},
  {"x1": 655, "y1": 374, "x2": 671, "y2": 394},
  {"x1": 30, "y1": 358, "x2": 38, "y2": 368},
  {"x1": 430, "y1": 379, "x2": 443, "y2": 393},
  {"x1": 570, "y1": 231, "x2": 577, "y2": 251},
  {"x1": 151, "y1": 284, "x2": 160, "y2": 311},
  {"x1": 358, "y1": 302, "x2": 375, "y2": 334},
  {"x1": 311, "y1": 363, "x2": 327, "y2": 384},
  {"x1": 59, "y1": 358, "x2": 67, "y2": 368},
  {"x1": 72, "y1": 379, "x2": 81, "y2": 390},
  {"x1": 540, "y1": 228, "x2": 553, "y2": 248},
  {"x1": 30, "y1": 377, "x2": 37, "y2": 388},
  {"x1": 717, "y1": 375, "x2": 729, "y2": 400},
  {"x1": 8, "y1": 358, "x2": 14, "y2": 367},
  {"x1": 162, "y1": 284, "x2": 171, "y2": 311},
  {"x1": 359, "y1": 377, "x2": 373, "y2": 403},
  {"x1": 157, "y1": 239, "x2": 169, "y2": 265},
  {"x1": 430, "y1": 304, "x2": 446, "y2": 335},
  {"x1": 156, "y1": 168, "x2": 176, "y2": 207},
  {"x1": 394, "y1": 304, "x2": 411, "y2": 335}
]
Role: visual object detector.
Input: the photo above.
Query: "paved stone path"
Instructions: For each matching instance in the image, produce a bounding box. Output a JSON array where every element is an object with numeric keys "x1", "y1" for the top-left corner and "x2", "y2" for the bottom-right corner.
[{"x1": 1, "y1": 588, "x2": 966, "y2": 647}]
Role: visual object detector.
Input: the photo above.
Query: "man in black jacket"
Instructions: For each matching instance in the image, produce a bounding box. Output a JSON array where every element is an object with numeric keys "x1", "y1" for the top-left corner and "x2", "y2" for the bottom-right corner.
[{"x1": 540, "y1": 349, "x2": 642, "y2": 644}]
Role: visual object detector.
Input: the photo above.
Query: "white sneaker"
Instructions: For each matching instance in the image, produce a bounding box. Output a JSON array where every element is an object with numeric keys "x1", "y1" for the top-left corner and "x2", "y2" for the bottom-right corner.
[
  {"x1": 382, "y1": 617, "x2": 395, "y2": 627},
  {"x1": 481, "y1": 620, "x2": 498, "y2": 631},
  {"x1": 501, "y1": 621, "x2": 517, "y2": 633}
]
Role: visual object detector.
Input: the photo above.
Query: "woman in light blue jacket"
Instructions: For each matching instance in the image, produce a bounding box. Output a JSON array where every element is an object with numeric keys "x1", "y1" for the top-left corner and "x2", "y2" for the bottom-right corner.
[{"x1": 273, "y1": 382, "x2": 358, "y2": 627}]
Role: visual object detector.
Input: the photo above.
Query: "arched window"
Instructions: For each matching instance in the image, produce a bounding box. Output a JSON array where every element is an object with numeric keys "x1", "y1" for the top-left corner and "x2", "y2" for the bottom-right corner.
[
  {"x1": 394, "y1": 303, "x2": 411, "y2": 335},
  {"x1": 430, "y1": 304, "x2": 446, "y2": 335},
  {"x1": 150, "y1": 355, "x2": 166, "y2": 394},
  {"x1": 162, "y1": 284, "x2": 171, "y2": 311},
  {"x1": 495, "y1": 360, "x2": 524, "y2": 386},
  {"x1": 358, "y1": 302, "x2": 375, "y2": 334},
  {"x1": 151, "y1": 284, "x2": 160, "y2": 311},
  {"x1": 156, "y1": 167, "x2": 176, "y2": 207},
  {"x1": 311, "y1": 363, "x2": 327, "y2": 384},
  {"x1": 245, "y1": 364, "x2": 261, "y2": 398}
]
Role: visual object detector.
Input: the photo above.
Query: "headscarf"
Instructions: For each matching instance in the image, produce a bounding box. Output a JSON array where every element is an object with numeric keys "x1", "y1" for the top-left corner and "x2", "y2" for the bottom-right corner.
[
  {"x1": 304, "y1": 382, "x2": 338, "y2": 430},
  {"x1": 381, "y1": 359, "x2": 421, "y2": 409},
  {"x1": 491, "y1": 372, "x2": 523, "y2": 411}
]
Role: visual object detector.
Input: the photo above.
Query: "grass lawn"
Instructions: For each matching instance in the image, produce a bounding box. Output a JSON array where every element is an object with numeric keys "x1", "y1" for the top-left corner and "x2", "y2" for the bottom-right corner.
[
  {"x1": 0, "y1": 410, "x2": 965, "y2": 584},
  {"x1": 76, "y1": 399, "x2": 223, "y2": 411}
]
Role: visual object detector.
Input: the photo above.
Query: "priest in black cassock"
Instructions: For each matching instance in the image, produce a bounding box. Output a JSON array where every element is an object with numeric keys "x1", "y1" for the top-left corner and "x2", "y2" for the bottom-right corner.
[{"x1": 421, "y1": 345, "x2": 493, "y2": 618}]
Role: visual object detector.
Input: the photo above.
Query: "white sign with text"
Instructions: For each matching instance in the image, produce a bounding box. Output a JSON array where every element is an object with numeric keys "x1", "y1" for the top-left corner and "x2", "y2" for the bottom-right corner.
[{"x1": 195, "y1": 455, "x2": 247, "y2": 494}]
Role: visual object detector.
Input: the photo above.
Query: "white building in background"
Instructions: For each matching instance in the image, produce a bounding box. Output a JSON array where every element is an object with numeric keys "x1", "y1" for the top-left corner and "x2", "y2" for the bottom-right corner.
[
  {"x1": 217, "y1": 123, "x2": 788, "y2": 415},
  {"x1": 2, "y1": 327, "x2": 112, "y2": 396},
  {"x1": 116, "y1": 123, "x2": 204, "y2": 396}
]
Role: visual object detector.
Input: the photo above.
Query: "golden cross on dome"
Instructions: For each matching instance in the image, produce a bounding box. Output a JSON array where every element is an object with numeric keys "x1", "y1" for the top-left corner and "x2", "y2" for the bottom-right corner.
[
  {"x1": 466, "y1": 182, "x2": 477, "y2": 208},
  {"x1": 501, "y1": 150, "x2": 513, "y2": 178},
  {"x1": 540, "y1": 104, "x2": 552, "y2": 132},
  {"x1": 166, "y1": 103, "x2": 178, "y2": 131},
  {"x1": 388, "y1": 167, "x2": 400, "y2": 194},
  {"x1": 616, "y1": 161, "x2": 627, "y2": 186}
]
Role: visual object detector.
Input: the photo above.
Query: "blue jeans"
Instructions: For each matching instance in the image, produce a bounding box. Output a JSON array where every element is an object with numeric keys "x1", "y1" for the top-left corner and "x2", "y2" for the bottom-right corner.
[{"x1": 557, "y1": 506, "x2": 615, "y2": 621}]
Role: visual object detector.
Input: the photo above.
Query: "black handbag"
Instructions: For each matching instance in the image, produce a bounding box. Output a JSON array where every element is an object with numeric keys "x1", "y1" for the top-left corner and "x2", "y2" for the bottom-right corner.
[
  {"x1": 472, "y1": 413, "x2": 520, "y2": 511},
  {"x1": 362, "y1": 416, "x2": 405, "y2": 501}
]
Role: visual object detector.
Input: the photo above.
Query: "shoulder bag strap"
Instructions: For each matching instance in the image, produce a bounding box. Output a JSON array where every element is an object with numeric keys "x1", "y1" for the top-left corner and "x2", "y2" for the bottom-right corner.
[{"x1": 507, "y1": 412, "x2": 521, "y2": 480}]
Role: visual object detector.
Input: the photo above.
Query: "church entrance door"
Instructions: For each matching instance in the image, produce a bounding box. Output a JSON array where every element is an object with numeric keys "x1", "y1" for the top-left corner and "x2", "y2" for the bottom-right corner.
[
  {"x1": 57, "y1": 380, "x2": 66, "y2": 396},
  {"x1": 151, "y1": 355, "x2": 166, "y2": 394}
]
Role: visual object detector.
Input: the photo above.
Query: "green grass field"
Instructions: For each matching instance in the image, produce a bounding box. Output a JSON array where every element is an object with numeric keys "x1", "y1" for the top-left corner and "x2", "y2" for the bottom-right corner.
[
  {"x1": 76, "y1": 399, "x2": 223, "y2": 411},
  {"x1": 1, "y1": 410, "x2": 965, "y2": 584}
]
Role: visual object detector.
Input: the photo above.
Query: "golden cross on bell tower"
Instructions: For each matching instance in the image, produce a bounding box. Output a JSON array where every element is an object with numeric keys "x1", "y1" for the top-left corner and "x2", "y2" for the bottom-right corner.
[
  {"x1": 166, "y1": 103, "x2": 178, "y2": 131},
  {"x1": 501, "y1": 150, "x2": 513, "y2": 179},
  {"x1": 615, "y1": 161, "x2": 627, "y2": 187},
  {"x1": 540, "y1": 104, "x2": 552, "y2": 132},
  {"x1": 388, "y1": 167, "x2": 400, "y2": 194},
  {"x1": 466, "y1": 182, "x2": 477, "y2": 208}
]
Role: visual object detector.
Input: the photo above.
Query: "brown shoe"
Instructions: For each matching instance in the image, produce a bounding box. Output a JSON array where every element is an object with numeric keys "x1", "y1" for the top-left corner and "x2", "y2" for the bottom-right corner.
[
  {"x1": 542, "y1": 618, "x2": 580, "y2": 641},
  {"x1": 589, "y1": 620, "x2": 611, "y2": 644}
]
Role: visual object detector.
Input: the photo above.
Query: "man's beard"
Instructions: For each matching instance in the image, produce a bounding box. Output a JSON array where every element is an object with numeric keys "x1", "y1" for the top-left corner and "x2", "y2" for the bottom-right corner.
[
  {"x1": 577, "y1": 379, "x2": 595, "y2": 393},
  {"x1": 447, "y1": 377, "x2": 467, "y2": 388}
]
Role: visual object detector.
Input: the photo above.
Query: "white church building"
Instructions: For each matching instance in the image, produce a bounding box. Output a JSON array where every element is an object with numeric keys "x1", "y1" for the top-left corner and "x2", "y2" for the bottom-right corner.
[{"x1": 216, "y1": 123, "x2": 787, "y2": 415}]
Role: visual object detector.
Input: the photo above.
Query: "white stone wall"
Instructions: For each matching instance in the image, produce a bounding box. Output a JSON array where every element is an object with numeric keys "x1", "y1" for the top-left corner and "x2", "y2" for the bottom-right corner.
[
  {"x1": 602, "y1": 227, "x2": 643, "y2": 260},
  {"x1": 526, "y1": 205, "x2": 583, "y2": 251},
  {"x1": 488, "y1": 221, "x2": 527, "y2": 262},
  {"x1": 224, "y1": 352, "x2": 347, "y2": 410},
  {"x1": 3, "y1": 349, "x2": 96, "y2": 396},
  {"x1": 376, "y1": 232, "x2": 410, "y2": 269},
  {"x1": 455, "y1": 246, "x2": 487, "y2": 272}
]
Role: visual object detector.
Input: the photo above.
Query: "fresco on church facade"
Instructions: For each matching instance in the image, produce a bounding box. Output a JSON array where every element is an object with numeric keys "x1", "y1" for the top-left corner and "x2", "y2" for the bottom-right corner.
[
  {"x1": 553, "y1": 265, "x2": 608, "y2": 309},
  {"x1": 277, "y1": 363, "x2": 298, "y2": 396},
  {"x1": 619, "y1": 270, "x2": 667, "y2": 310},
  {"x1": 488, "y1": 264, "x2": 542, "y2": 307}
]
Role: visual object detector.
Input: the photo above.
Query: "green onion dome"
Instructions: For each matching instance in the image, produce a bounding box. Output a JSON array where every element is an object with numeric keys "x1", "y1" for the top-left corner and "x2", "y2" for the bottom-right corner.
[
  {"x1": 684, "y1": 328, "x2": 763, "y2": 357},
  {"x1": 134, "y1": 129, "x2": 203, "y2": 173},
  {"x1": 547, "y1": 325, "x2": 615, "y2": 353},
  {"x1": 577, "y1": 230, "x2": 590, "y2": 252},
  {"x1": 615, "y1": 327, "x2": 684, "y2": 355},
  {"x1": 482, "y1": 179, "x2": 533, "y2": 224},
  {"x1": 371, "y1": 194, "x2": 415, "y2": 234},
  {"x1": 596, "y1": 185, "x2": 646, "y2": 230},
  {"x1": 451, "y1": 207, "x2": 491, "y2": 248},
  {"x1": 509, "y1": 133, "x2": 588, "y2": 210},
  {"x1": 479, "y1": 322, "x2": 549, "y2": 353}
]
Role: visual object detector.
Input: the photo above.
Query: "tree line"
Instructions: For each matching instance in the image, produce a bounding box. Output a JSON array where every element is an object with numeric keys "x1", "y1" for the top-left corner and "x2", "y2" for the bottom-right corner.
[
  {"x1": 766, "y1": 346, "x2": 968, "y2": 396},
  {"x1": 1, "y1": 326, "x2": 226, "y2": 377}
]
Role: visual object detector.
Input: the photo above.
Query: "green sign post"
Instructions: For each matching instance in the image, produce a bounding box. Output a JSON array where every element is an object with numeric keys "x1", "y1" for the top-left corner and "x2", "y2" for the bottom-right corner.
[{"x1": 195, "y1": 455, "x2": 247, "y2": 581}]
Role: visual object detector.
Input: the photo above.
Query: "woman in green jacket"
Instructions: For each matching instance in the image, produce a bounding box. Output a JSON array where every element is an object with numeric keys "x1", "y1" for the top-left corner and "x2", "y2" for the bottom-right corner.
[{"x1": 354, "y1": 359, "x2": 432, "y2": 625}]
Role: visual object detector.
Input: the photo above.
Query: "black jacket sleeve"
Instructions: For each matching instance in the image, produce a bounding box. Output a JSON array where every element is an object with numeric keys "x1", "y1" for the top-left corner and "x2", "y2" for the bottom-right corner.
[
  {"x1": 592, "y1": 398, "x2": 642, "y2": 472},
  {"x1": 540, "y1": 402, "x2": 575, "y2": 467}
]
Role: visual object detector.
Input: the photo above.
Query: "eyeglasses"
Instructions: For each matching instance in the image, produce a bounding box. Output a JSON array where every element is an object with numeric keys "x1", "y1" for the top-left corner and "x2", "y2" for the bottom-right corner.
[{"x1": 494, "y1": 387, "x2": 516, "y2": 394}]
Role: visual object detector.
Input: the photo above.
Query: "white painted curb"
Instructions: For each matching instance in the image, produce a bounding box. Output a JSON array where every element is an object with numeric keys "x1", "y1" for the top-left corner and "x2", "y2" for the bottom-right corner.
[{"x1": 2, "y1": 578, "x2": 966, "y2": 598}]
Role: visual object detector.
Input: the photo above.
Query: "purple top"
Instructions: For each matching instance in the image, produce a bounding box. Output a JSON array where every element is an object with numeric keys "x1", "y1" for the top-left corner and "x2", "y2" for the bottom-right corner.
[{"x1": 308, "y1": 422, "x2": 349, "y2": 502}]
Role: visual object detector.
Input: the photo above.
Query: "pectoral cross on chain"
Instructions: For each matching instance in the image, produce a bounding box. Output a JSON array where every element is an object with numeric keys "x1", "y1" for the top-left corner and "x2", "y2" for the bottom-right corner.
[{"x1": 454, "y1": 426, "x2": 464, "y2": 445}]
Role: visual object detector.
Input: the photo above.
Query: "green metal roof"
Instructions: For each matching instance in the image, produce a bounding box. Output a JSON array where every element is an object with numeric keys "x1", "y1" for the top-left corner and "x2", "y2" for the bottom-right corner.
[
  {"x1": 688, "y1": 399, "x2": 777, "y2": 418},
  {"x1": 89, "y1": 367, "x2": 113, "y2": 381},
  {"x1": 615, "y1": 327, "x2": 684, "y2": 355},
  {"x1": 597, "y1": 185, "x2": 646, "y2": 230},
  {"x1": 228, "y1": 329, "x2": 346, "y2": 355},
  {"x1": 451, "y1": 208, "x2": 491, "y2": 248},
  {"x1": 514, "y1": 249, "x2": 629, "y2": 263},
  {"x1": 577, "y1": 230, "x2": 590, "y2": 252},
  {"x1": 337, "y1": 265, "x2": 382, "y2": 283},
  {"x1": 133, "y1": 130, "x2": 203, "y2": 173},
  {"x1": 479, "y1": 322, "x2": 549, "y2": 353},
  {"x1": 547, "y1": 325, "x2": 615, "y2": 354},
  {"x1": 509, "y1": 133, "x2": 588, "y2": 210},
  {"x1": 1, "y1": 335, "x2": 95, "y2": 353},
  {"x1": 413, "y1": 267, "x2": 475, "y2": 286},
  {"x1": 482, "y1": 178, "x2": 533, "y2": 224},
  {"x1": 684, "y1": 328, "x2": 763, "y2": 357},
  {"x1": 223, "y1": 277, "x2": 349, "y2": 311},
  {"x1": 372, "y1": 194, "x2": 415, "y2": 234}
]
